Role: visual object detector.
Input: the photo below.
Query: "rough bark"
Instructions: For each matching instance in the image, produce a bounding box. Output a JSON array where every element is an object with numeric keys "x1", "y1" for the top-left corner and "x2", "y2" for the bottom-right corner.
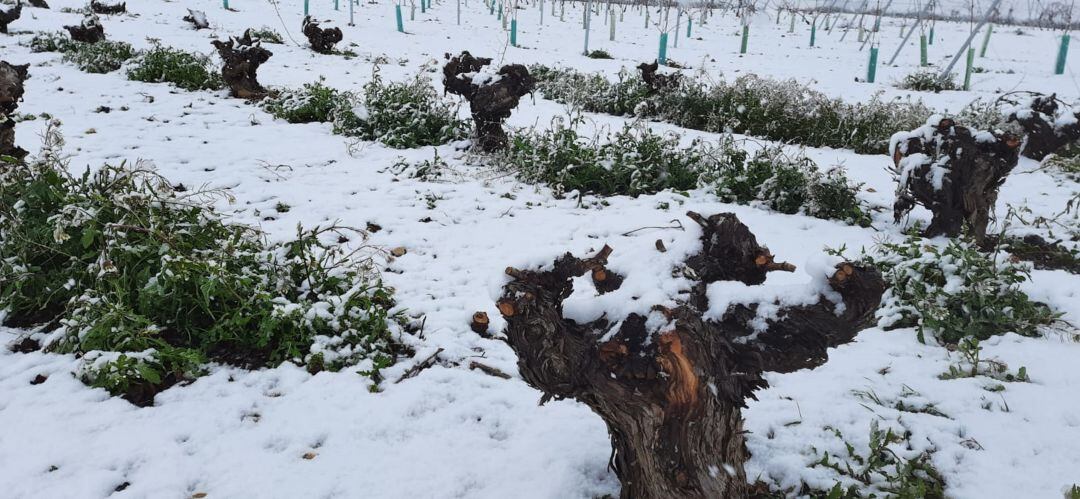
[
  {"x1": 302, "y1": 16, "x2": 342, "y2": 54},
  {"x1": 0, "y1": 3, "x2": 21, "y2": 34},
  {"x1": 496, "y1": 211, "x2": 885, "y2": 498},
  {"x1": 211, "y1": 31, "x2": 272, "y2": 100},
  {"x1": 637, "y1": 60, "x2": 682, "y2": 94},
  {"x1": 0, "y1": 60, "x2": 29, "y2": 162},
  {"x1": 90, "y1": 0, "x2": 125, "y2": 15},
  {"x1": 442, "y1": 51, "x2": 535, "y2": 152},
  {"x1": 892, "y1": 117, "x2": 1022, "y2": 245},
  {"x1": 183, "y1": 9, "x2": 209, "y2": 30},
  {"x1": 64, "y1": 15, "x2": 105, "y2": 43},
  {"x1": 1003, "y1": 93, "x2": 1080, "y2": 160}
]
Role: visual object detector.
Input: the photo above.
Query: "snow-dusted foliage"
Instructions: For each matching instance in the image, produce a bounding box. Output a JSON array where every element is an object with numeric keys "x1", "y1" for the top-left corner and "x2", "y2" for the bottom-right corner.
[
  {"x1": 60, "y1": 39, "x2": 136, "y2": 74},
  {"x1": 863, "y1": 234, "x2": 1059, "y2": 344},
  {"x1": 503, "y1": 117, "x2": 737, "y2": 197},
  {"x1": 264, "y1": 72, "x2": 467, "y2": 149},
  {"x1": 262, "y1": 80, "x2": 358, "y2": 125},
  {"x1": 0, "y1": 125, "x2": 400, "y2": 405},
  {"x1": 531, "y1": 65, "x2": 932, "y2": 154},
  {"x1": 126, "y1": 44, "x2": 223, "y2": 91},
  {"x1": 503, "y1": 118, "x2": 870, "y2": 224},
  {"x1": 897, "y1": 68, "x2": 959, "y2": 93}
]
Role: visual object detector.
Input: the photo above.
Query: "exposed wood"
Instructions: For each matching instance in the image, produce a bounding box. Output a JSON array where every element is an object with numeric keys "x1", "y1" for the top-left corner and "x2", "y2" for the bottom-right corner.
[
  {"x1": 211, "y1": 30, "x2": 272, "y2": 100},
  {"x1": 442, "y1": 51, "x2": 535, "y2": 152},
  {"x1": 892, "y1": 117, "x2": 1021, "y2": 244},
  {"x1": 470, "y1": 311, "x2": 490, "y2": 336},
  {"x1": 0, "y1": 60, "x2": 29, "y2": 162},
  {"x1": 301, "y1": 16, "x2": 342, "y2": 54},
  {"x1": 497, "y1": 211, "x2": 884, "y2": 498}
]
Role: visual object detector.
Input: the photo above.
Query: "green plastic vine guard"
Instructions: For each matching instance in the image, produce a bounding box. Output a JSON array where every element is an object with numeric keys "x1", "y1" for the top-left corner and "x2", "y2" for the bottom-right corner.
[
  {"x1": 920, "y1": 34, "x2": 928, "y2": 66},
  {"x1": 980, "y1": 24, "x2": 993, "y2": 57},
  {"x1": 963, "y1": 47, "x2": 974, "y2": 89},
  {"x1": 867, "y1": 46, "x2": 878, "y2": 82},
  {"x1": 1056, "y1": 34, "x2": 1071, "y2": 75},
  {"x1": 659, "y1": 32, "x2": 668, "y2": 65}
]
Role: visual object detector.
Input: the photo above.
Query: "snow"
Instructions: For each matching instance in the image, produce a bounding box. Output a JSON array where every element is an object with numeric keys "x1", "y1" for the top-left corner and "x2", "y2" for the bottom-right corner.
[{"x1": 2, "y1": 0, "x2": 1080, "y2": 498}]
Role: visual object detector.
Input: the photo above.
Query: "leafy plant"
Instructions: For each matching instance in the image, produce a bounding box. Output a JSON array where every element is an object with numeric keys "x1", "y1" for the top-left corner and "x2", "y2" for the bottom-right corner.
[
  {"x1": 715, "y1": 147, "x2": 870, "y2": 226},
  {"x1": 504, "y1": 117, "x2": 743, "y2": 197},
  {"x1": 126, "y1": 44, "x2": 223, "y2": 91},
  {"x1": 587, "y1": 49, "x2": 613, "y2": 59},
  {"x1": 501, "y1": 118, "x2": 869, "y2": 223},
  {"x1": 531, "y1": 65, "x2": 930, "y2": 154},
  {"x1": 897, "y1": 69, "x2": 958, "y2": 93},
  {"x1": 0, "y1": 124, "x2": 400, "y2": 404},
  {"x1": 62, "y1": 40, "x2": 138, "y2": 74},
  {"x1": 247, "y1": 27, "x2": 285, "y2": 44},
  {"x1": 865, "y1": 234, "x2": 1060, "y2": 344},
  {"x1": 809, "y1": 421, "x2": 946, "y2": 498},
  {"x1": 28, "y1": 31, "x2": 76, "y2": 53},
  {"x1": 341, "y1": 70, "x2": 467, "y2": 149},
  {"x1": 262, "y1": 81, "x2": 357, "y2": 124}
]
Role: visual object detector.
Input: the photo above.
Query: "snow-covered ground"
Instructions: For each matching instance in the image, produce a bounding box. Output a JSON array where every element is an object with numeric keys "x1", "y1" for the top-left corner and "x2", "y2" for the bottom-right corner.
[{"x1": 1, "y1": 0, "x2": 1079, "y2": 498}]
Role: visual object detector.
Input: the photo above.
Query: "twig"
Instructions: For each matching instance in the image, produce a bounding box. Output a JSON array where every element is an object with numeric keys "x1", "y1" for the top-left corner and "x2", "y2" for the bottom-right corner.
[
  {"x1": 394, "y1": 347, "x2": 444, "y2": 383},
  {"x1": 621, "y1": 219, "x2": 684, "y2": 236},
  {"x1": 468, "y1": 361, "x2": 512, "y2": 379}
]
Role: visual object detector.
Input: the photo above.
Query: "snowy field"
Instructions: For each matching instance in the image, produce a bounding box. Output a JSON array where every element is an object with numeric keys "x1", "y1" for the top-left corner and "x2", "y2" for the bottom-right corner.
[{"x1": 1, "y1": 0, "x2": 1079, "y2": 498}]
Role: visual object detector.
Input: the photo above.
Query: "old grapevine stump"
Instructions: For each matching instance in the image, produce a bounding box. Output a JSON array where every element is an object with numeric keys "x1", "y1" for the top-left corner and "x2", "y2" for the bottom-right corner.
[
  {"x1": 637, "y1": 60, "x2": 682, "y2": 94},
  {"x1": 183, "y1": 9, "x2": 210, "y2": 30},
  {"x1": 892, "y1": 117, "x2": 1021, "y2": 244},
  {"x1": 0, "y1": 61, "x2": 29, "y2": 161},
  {"x1": 302, "y1": 16, "x2": 342, "y2": 54},
  {"x1": 496, "y1": 212, "x2": 885, "y2": 498},
  {"x1": 64, "y1": 15, "x2": 105, "y2": 43},
  {"x1": 0, "y1": 3, "x2": 21, "y2": 34},
  {"x1": 442, "y1": 51, "x2": 535, "y2": 152},
  {"x1": 1002, "y1": 92, "x2": 1080, "y2": 160},
  {"x1": 90, "y1": 0, "x2": 126, "y2": 15},
  {"x1": 211, "y1": 31, "x2": 272, "y2": 100}
]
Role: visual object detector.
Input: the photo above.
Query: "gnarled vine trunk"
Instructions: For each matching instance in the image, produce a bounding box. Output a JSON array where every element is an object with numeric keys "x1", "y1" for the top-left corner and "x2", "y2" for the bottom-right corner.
[
  {"x1": 0, "y1": 4, "x2": 21, "y2": 34},
  {"x1": 442, "y1": 51, "x2": 535, "y2": 152},
  {"x1": 90, "y1": 0, "x2": 125, "y2": 15},
  {"x1": 637, "y1": 60, "x2": 681, "y2": 94},
  {"x1": 1004, "y1": 93, "x2": 1080, "y2": 160},
  {"x1": 184, "y1": 9, "x2": 209, "y2": 30},
  {"x1": 0, "y1": 61, "x2": 29, "y2": 162},
  {"x1": 211, "y1": 31, "x2": 272, "y2": 100},
  {"x1": 497, "y1": 212, "x2": 885, "y2": 498},
  {"x1": 892, "y1": 117, "x2": 1021, "y2": 245},
  {"x1": 302, "y1": 16, "x2": 342, "y2": 54},
  {"x1": 65, "y1": 15, "x2": 106, "y2": 43}
]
